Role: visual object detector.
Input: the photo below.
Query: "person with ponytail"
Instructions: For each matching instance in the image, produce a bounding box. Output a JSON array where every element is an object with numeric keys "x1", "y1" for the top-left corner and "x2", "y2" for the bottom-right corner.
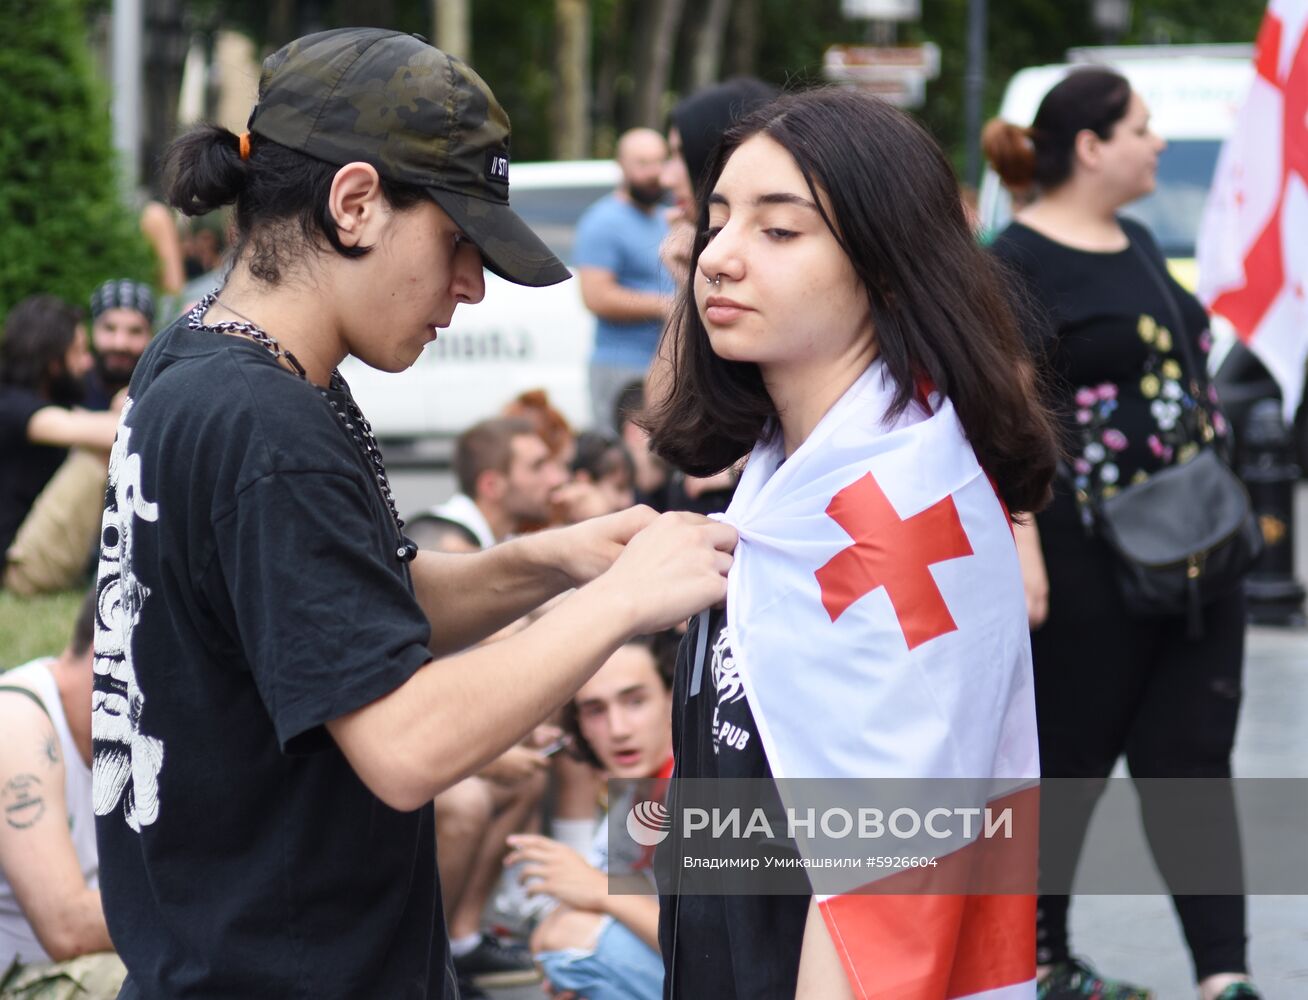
[
  {"x1": 87, "y1": 28, "x2": 737, "y2": 999},
  {"x1": 986, "y1": 68, "x2": 1258, "y2": 1000}
]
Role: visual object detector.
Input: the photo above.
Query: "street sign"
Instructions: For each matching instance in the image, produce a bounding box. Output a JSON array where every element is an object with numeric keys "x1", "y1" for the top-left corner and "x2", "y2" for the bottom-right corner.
[
  {"x1": 822, "y1": 43, "x2": 941, "y2": 108},
  {"x1": 841, "y1": 0, "x2": 921, "y2": 20}
]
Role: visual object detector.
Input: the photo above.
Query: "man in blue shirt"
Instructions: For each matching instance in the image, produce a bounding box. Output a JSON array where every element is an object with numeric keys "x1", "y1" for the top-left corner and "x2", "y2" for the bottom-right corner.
[{"x1": 574, "y1": 129, "x2": 674, "y2": 432}]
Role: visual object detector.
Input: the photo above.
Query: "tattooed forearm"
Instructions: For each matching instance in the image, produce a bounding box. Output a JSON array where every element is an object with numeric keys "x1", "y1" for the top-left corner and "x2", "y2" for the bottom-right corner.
[{"x1": 2, "y1": 773, "x2": 46, "y2": 829}]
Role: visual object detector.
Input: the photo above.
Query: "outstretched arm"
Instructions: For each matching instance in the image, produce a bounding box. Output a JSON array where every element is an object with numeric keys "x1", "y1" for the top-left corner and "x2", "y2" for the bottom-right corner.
[
  {"x1": 410, "y1": 505, "x2": 658, "y2": 656},
  {"x1": 26, "y1": 407, "x2": 119, "y2": 453},
  {"x1": 330, "y1": 511, "x2": 735, "y2": 811},
  {"x1": 0, "y1": 694, "x2": 113, "y2": 961}
]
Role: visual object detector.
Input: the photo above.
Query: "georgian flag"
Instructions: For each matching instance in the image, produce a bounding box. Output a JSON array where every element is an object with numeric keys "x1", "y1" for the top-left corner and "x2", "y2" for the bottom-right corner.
[
  {"x1": 717, "y1": 360, "x2": 1039, "y2": 999},
  {"x1": 1197, "y1": 0, "x2": 1308, "y2": 421}
]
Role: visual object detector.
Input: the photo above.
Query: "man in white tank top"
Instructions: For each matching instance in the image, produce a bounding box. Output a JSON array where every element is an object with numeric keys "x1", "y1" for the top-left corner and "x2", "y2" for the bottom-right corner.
[{"x1": 0, "y1": 592, "x2": 124, "y2": 999}]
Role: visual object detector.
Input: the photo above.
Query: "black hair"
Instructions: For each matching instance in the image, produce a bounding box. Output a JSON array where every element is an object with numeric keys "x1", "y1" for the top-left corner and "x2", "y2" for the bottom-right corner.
[
  {"x1": 68, "y1": 587, "x2": 98, "y2": 659},
  {"x1": 982, "y1": 68, "x2": 1132, "y2": 193},
  {"x1": 561, "y1": 631, "x2": 678, "y2": 770},
  {"x1": 571, "y1": 431, "x2": 635, "y2": 485},
  {"x1": 612, "y1": 380, "x2": 646, "y2": 434},
  {"x1": 162, "y1": 124, "x2": 428, "y2": 284},
  {"x1": 646, "y1": 88, "x2": 1057, "y2": 516},
  {"x1": 0, "y1": 295, "x2": 85, "y2": 393},
  {"x1": 670, "y1": 77, "x2": 780, "y2": 199}
]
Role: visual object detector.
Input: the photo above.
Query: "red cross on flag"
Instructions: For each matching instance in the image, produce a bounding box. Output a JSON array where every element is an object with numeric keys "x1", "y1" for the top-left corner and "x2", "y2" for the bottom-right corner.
[
  {"x1": 718, "y1": 361, "x2": 1039, "y2": 998},
  {"x1": 1198, "y1": 1, "x2": 1308, "y2": 421}
]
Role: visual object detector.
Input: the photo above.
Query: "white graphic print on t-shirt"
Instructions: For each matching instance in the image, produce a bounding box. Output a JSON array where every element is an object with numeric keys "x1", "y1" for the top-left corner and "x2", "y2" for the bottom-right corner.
[
  {"x1": 710, "y1": 627, "x2": 750, "y2": 755},
  {"x1": 91, "y1": 399, "x2": 164, "y2": 832}
]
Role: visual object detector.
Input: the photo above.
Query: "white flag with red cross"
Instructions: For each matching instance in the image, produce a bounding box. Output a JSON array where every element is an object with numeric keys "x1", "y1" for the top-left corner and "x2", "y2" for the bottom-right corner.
[
  {"x1": 1198, "y1": 0, "x2": 1308, "y2": 422},
  {"x1": 718, "y1": 360, "x2": 1039, "y2": 999}
]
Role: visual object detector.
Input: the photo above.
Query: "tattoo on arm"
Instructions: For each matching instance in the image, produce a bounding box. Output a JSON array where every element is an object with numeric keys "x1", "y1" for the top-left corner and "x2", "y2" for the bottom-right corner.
[
  {"x1": 42, "y1": 733, "x2": 60, "y2": 767},
  {"x1": 2, "y1": 773, "x2": 46, "y2": 830}
]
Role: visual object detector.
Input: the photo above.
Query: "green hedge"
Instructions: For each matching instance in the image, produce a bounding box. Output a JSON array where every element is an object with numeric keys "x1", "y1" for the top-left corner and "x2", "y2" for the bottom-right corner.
[{"x1": 0, "y1": 0, "x2": 153, "y2": 321}]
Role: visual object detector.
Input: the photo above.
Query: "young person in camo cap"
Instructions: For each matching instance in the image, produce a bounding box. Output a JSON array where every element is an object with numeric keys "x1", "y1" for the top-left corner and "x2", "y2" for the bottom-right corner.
[{"x1": 91, "y1": 28, "x2": 735, "y2": 999}]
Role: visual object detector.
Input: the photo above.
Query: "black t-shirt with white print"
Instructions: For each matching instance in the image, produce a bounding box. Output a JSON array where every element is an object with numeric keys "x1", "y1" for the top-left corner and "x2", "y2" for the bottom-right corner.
[
  {"x1": 657, "y1": 609, "x2": 809, "y2": 1000},
  {"x1": 92, "y1": 316, "x2": 455, "y2": 999}
]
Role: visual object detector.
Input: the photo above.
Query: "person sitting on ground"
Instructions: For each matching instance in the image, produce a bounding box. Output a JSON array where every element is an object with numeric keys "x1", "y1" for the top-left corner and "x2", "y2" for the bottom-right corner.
[
  {"x1": 551, "y1": 432, "x2": 637, "y2": 524},
  {"x1": 437, "y1": 720, "x2": 556, "y2": 998},
  {"x1": 0, "y1": 591, "x2": 126, "y2": 1000},
  {"x1": 82, "y1": 280, "x2": 155, "y2": 411},
  {"x1": 430, "y1": 416, "x2": 567, "y2": 547},
  {"x1": 5, "y1": 281, "x2": 153, "y2": 594},
  {"x1": 505, "y1": 633, "x2": 676, "y2": 1000},
  {"x1": 0, "y1": 297, "x2": 119, "y2": 595},
  {"x1": 613, "y1": 381, "x2": 736, "y2": 516},
  {"x1": 502, "y1": 389, "x2": 576, "y2": 470},
  {"x1": 406, "y1": 512, "x2": 548, "y2": 996}
]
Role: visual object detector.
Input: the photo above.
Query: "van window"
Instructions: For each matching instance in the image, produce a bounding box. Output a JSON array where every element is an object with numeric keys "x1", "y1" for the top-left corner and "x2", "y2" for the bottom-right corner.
[
  {"x1": 984, "y1": 138, "x2": 1222, "y2": 258},
  {"x1": 1121, "y1": 139, "x2": 1222, "y2": 257}
]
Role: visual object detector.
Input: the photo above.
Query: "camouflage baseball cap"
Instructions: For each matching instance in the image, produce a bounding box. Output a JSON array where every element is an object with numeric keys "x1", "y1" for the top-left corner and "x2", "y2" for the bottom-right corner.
[{"x1": 249, "y1": 28, "x2": 569, "y2": 288}]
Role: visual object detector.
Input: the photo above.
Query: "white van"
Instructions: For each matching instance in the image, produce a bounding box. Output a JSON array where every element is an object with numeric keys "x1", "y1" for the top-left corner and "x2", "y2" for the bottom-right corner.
[
  {"x1": 978, "y1": 44, "x2": 1254, "y2": 290},
  {"x1": 338, "y1": 159, "x2": 620, "y2": 449}
]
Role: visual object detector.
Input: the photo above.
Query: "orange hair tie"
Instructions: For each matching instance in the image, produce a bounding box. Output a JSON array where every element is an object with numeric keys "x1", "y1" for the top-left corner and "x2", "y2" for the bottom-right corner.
[{"x1": 238, "y1": 132, "x2": 252, "y2": 161}]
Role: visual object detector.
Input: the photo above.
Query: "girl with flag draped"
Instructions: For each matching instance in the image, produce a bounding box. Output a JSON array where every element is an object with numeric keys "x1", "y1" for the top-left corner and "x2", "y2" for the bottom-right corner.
[{"x1": 646, "y1": 88, "x2": 1059, "y2": 1000}]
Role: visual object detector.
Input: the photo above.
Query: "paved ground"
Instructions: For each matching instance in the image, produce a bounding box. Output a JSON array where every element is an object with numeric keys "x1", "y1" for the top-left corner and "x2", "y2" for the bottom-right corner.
[{"x1": 433, "y1": 474, "x2": 1307, "y2": 1000}]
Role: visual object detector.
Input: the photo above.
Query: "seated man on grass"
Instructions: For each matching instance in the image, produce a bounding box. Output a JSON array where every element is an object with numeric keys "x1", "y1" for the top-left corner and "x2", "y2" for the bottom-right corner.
[
  {"x1": 505, "y1": 634, "x2": 675, "y2": 1000},
  {"x1": 0, "y1": 591, "x2": 125, "y2": 999}
]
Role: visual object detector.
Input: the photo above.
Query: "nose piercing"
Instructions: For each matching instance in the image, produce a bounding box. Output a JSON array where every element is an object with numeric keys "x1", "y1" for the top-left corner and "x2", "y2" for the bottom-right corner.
[{"x1": 704, "y1": 274, "x2": 722, "y2": 288}]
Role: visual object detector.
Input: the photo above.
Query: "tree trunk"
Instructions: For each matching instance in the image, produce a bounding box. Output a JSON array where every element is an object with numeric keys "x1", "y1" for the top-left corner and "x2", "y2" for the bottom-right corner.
[
  {"x1": 141, "y1": 0, "x2": 189, "y2": 193},
  {"x1": 632, "y1": 0, "x2": 686, "y2": 128},
  {"x1": 265, "y1": 0, "x2": 295, "y2": 48},
  {"x1": 726, "y1": 0, "x2": 758, "y2": 78},
  {"x1": 689, "y1": 0, "x2": 732, "y2": 90},
  {"x1": 592, "y1": 0, "x2": 628, "y2": 155},
  {"x1": 433, "y1": 0, "x2": 470, "y2": 61},
  {"x1": 553, "y1": 0, "x2": 592, "y2": 159}
]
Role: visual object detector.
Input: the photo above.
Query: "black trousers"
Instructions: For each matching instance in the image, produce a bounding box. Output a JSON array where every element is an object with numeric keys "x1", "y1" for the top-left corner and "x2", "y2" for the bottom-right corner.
[{"x1": 1031, "y1": 499, "x2": 1249, "y2": 982}]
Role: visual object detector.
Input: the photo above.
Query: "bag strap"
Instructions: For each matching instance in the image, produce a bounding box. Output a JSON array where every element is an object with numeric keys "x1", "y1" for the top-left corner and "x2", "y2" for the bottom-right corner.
[{"x1": 1128, "y1": 235, "x2": 1206, "y2": 393}]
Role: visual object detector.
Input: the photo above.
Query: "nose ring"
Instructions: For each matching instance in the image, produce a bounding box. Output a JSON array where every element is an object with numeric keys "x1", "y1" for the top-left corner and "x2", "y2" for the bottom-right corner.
[{"x1": 704, "y1": 274, "x2": 722, "y2": 288}]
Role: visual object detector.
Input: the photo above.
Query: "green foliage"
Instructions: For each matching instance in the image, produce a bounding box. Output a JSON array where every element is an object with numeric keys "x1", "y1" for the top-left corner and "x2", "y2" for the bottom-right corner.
[
  {"x1": 0, "y1": 589, "x2": 84, "y2": 672},
  {"x1": 196, "y1": 0, "x2": 1271, "y2": 166},
  {"x1": 0, "y1": 0, "x2": 153, "y2": 321}
]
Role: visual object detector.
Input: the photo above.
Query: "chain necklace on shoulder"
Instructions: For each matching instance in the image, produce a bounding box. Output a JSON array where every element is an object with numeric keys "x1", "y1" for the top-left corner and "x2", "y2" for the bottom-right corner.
[{"x1": 188, "y1": 291, "x2": 417, "y2": 563}]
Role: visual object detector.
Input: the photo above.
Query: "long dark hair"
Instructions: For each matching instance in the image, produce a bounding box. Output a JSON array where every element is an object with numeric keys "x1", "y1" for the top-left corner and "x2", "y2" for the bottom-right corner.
[
  {"x1": 982, "y1": 68, "x2": 1132, "y2": 193},
  {"x1": 0, "y1": 295, "x2": 84, "y2": 393},
  {"x1": 162, "y1": 125, "x2": 427, "y2": 284},
  {"x1": 646, "y1": 88, "x2": 1057, "y2": 515}
]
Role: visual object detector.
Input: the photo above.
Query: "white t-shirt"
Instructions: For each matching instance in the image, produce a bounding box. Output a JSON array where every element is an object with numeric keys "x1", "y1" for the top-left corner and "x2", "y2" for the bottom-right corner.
[{"x1": 0, "y1": 658, "x2": 98, "y2": 965}]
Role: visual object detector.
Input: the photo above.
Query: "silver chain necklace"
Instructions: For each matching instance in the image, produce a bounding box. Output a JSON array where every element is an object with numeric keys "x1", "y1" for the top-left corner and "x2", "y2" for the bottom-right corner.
[{"x1": 189, "y1": 291, "x2": 417, "y2": 563}]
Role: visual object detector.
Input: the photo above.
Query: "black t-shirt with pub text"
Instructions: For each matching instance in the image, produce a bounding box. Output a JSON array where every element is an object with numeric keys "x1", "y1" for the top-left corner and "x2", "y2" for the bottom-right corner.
[
  {"x1": 92, "y1": 316, "x2": 454, "y2": 999},
  {"x1": 657, "y1": 609, "x2": 809, "y2": 1000}
]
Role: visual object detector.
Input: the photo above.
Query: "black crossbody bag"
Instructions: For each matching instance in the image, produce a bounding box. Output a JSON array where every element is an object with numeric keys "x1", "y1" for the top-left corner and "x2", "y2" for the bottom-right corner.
[{"x1": 1086, "y1": 240, "x2": 1261, "y2": 637}]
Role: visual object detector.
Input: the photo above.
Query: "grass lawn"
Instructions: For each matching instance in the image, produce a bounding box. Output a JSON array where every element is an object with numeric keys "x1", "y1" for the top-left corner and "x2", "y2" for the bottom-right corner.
[{"x1": 0, "y1": 589, "x2": 85, "y2": 672}]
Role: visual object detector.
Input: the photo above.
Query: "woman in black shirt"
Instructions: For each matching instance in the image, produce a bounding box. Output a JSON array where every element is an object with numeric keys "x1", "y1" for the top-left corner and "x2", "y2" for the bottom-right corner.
[
  {"x1": 987, "y1": 68, "x2": 1258, "y2": 1000},
  {"x1": 647, "y1": 88, "x2": 1058, "y2": 1000}
]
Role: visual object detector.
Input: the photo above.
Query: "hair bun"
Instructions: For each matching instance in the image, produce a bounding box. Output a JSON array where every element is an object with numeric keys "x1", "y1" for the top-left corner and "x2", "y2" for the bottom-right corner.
[
  {"x1": 981, "y1": 118, "x2": 1036, "y2": 193},
  {"x1": 163, "y1": 123, "x2": 250, "y2": 217}
]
